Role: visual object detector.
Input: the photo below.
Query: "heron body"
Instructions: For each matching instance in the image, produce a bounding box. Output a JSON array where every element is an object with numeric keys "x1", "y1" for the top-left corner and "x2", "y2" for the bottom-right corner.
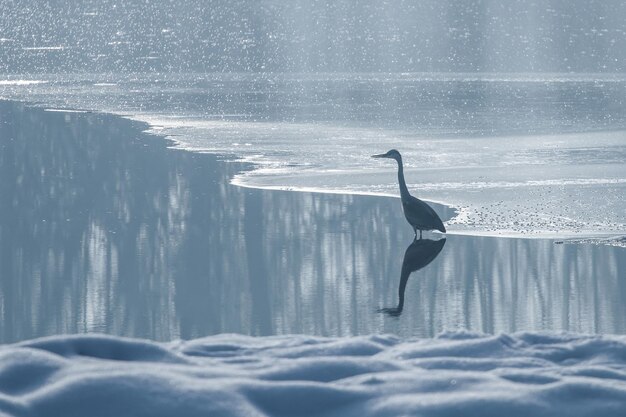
[{"x1": 372, "y1": 149, "x2": 446, "y2": 237}]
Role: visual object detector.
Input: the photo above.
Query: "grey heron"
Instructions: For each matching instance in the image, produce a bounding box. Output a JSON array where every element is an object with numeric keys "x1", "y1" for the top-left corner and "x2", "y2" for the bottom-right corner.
[{"x1": 372, "y1": 149, "x2": 446, "y2": 238}]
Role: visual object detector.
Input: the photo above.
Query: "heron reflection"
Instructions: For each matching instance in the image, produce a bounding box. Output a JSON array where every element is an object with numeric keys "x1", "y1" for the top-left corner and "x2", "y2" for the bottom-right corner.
[{"x1": 379, "y1": 237, "x2": 446, "y2": 317}]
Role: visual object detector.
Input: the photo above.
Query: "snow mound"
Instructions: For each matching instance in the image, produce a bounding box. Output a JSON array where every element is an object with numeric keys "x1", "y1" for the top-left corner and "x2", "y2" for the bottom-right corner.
[{"x1": 2, "y1": 332, "x2": 626, "y2": 416}]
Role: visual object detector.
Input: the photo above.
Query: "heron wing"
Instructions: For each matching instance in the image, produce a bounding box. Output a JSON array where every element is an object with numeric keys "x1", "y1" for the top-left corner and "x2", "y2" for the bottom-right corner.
[{"x1": 402, "y1": 196, "x2": 446, "y2": 233}]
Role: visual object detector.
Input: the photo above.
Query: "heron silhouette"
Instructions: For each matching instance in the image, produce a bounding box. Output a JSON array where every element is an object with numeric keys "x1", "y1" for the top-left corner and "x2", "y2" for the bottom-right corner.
[
  {"x1": 372, "y1": 149, "x2": 445, "y2": 238},
  {"x1": 379, "y1": 237, "x2": 446, "y2": 317}
]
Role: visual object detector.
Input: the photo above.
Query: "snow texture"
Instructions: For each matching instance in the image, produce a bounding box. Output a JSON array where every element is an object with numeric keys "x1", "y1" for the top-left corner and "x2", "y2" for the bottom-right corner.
[{"x1": 2, "y1": 332, "x2": 626, "y2": 416}]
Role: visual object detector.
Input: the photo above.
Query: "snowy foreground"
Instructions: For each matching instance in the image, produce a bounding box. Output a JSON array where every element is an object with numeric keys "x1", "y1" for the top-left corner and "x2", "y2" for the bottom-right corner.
[{"x1": 2, "y1": 332, "x2": 626, "y2": 416}]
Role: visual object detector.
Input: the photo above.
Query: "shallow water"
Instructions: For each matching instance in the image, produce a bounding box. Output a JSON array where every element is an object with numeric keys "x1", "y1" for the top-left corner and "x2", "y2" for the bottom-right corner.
[{"x1": 1, "y1": 101, "x2": 624, "y2": 343}]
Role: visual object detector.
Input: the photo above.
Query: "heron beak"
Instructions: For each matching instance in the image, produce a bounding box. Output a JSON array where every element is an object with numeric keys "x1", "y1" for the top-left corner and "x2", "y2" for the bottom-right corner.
[{"x1": 371, "y1": 153, "x2": 388, "y2": 158}]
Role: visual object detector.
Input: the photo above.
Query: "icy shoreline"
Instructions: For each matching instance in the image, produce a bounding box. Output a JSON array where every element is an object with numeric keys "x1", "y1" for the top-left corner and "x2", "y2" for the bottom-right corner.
[
  {"x1": 1, "y1": 73, "x2": 625, "y2": 240},
  {"x1": 2, "y1": 331, "x2": 626, "y2": 416}
]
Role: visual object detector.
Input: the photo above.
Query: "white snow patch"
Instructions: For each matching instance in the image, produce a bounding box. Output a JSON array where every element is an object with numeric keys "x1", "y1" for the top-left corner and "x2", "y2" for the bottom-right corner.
[
  {"x1": 0, "y1": 80, "x2": 47, "y2": 86},
  {"x1": 2, "y1": 332, "x2": 626, "y2": 416},
  {"x1": 22, "y1": 46, "x2": 67, "y2": 51},
  {"x1": 43, "y1": 108, "x2": 90, "y2": 113}
]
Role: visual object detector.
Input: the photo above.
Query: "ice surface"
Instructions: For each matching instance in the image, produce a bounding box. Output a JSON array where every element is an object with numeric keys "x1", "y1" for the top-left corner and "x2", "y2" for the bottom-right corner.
[
  {"x1": 2, "y1": 332, "x2": 626, "y2": 416},
  {"x1": 226, "y1": 127, "x2": 626, "y2": 238},
  {"x1": 1, "y1": 73, "x2": 625, "y2": 239},
  {"x1": 0, "y1": 80, "x2": 47, "y2": 86}
]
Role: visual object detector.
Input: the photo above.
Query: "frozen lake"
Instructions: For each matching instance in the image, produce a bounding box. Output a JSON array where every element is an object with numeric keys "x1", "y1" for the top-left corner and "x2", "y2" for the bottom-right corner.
[
  {"x1": 2, "y1": 73, "x2": 625, "y2": 239},
  {"x1": 1, "y1": 100, "x2": 624, "y2": 344}
]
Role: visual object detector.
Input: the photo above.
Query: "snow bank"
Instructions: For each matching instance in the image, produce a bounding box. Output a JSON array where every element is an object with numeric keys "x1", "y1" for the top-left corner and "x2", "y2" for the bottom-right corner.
[{"x1": 2, "y1": 332, "x2": 626, "y2": 416}]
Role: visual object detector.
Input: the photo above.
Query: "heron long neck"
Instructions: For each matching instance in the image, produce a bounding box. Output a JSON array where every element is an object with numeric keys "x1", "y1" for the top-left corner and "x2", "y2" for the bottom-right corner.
[{"x1": 396, "y1": 157, "x2": 410, "y2": 199}]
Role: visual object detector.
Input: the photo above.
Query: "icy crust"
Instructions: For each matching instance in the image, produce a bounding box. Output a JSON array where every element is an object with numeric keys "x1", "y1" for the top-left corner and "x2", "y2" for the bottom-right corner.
[
  {"x1": 137, "y1": 115, "x2": 626, "y2": 239},
  {"x1": 222, "y1": 129, "x2": 626, "y2": 239},
  {"x1": 2, "y1": 332, "x2": 626, "y2": 416}
]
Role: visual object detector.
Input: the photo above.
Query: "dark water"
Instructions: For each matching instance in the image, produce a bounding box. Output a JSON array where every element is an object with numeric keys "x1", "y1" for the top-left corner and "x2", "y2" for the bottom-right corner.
[{"x1": 1, "y1": 101, "x2": 624, "y2": 343}]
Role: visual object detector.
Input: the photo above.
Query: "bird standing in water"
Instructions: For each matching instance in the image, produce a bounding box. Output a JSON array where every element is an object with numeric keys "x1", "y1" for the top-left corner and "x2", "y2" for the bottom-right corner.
[{"x1": 372, "y1": 149, "x2": 446, "y2": 238}]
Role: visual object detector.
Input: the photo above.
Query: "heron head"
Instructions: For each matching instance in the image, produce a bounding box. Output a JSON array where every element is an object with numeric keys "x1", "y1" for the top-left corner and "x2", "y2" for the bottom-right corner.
[{"x1": 371, "y1": 149, "x2": 402, "y2": 161}]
